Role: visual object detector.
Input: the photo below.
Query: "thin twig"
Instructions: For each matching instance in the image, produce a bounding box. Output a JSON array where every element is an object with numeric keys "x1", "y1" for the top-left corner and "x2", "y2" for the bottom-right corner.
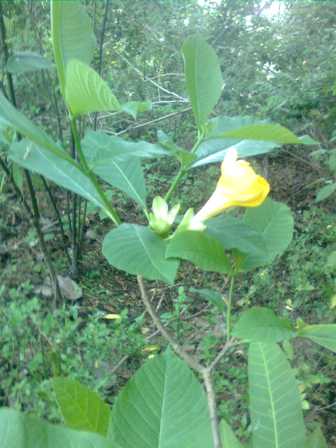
[
  {"x1": 0, "y1": 157, "x2": 33, "y2": 218},
  {"x1": 137, "y1": 275, "x2": 203, "y2": 372},
  {"x1": 113, "y1": 49, "x2": 188, "y2": 102},
  {"x1": 109, "y1": 107, "x2": 191, "y2": 136},
  {"x1": 202, "y1": 369, "x2": 222, "y2": 448}
]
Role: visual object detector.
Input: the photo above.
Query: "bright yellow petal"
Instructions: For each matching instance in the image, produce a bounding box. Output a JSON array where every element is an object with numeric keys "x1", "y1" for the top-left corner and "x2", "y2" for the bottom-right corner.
[{"x1": 194, "y1": 152, "x2": 270, "y2": 222}]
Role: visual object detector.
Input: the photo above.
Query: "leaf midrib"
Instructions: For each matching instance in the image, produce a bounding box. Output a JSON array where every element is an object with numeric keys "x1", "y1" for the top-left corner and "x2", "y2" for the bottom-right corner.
[
  {"x1": 134, "y1": 226, "x2": 166, "y2": 282},
  {"x1": 260, "y1": 344, "x2": 280, "y2": 448}
]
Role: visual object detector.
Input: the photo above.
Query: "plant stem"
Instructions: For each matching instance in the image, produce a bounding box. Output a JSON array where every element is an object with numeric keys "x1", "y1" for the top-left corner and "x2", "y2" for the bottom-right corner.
[
  {"x1": 40, "y1": 175, "x2": 71, "y2": 265},
  {"x1": 70, "y1": 116, "x2": 121, "y2": 226},
  {"x1": 137, "y1": 275, "x2": 203, "y2": 372},
  {"x1": 137, "y1": 275, "x2": 229, "y2": 448},
  {"x1": 0, "y1": 157, "x2": 33, "y2": 218},
  {"x1": 226, "y1": 275, "x2": 235, "y2": 341},
  {"x1": 202, "y1": 369, "x2": 223, "y2": 448},
  {"x1": 164, "y1": 132, "x2": 203, "y2": 202},
  {"x1": 0, "y1": 4, "x2": 61, "y2": 305},
  {"x1": 25, "y1": 171, "x2": 62, "y2": 307}
]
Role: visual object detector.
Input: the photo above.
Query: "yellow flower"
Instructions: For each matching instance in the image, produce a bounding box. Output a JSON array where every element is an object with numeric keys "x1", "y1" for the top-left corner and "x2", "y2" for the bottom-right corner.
[{"x1": 194, "y1": 148, "x2": 270, "y2": 222}]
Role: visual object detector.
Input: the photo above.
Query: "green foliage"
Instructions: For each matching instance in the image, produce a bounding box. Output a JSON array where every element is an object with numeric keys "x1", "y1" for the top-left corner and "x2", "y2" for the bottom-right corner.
[
  {"x1": 0, "y1": 1, "x2": 333, "y2": 445},
  {"x1": 182, "y1": 36, "x2": 223, "y2": 129},
  {"x1": 121, "y1": 101, "x2": 152, "y2": 119},
  {"x1": 166, "y1": 230, "x2": 231, "y2": 273},
  {"x1": 233, "y1": 307, "x2": 294, "y2": 343},
  {"x1": 9, "y1": 140, "x2": 109, "y2": 212},
  {"x1": 193, "y1": 116, "x2": 280, "y2": 168},
  {"x1": 242, "y1": 199, "x2": 294, "y2": 270},
  {"x1": 65, "y1": 60, "x2": 120, "y2": 117},
  {"x1": 0, "y1": 408, "x2": 111, "y2": 448},
  {"x1": 206, "y1": 215, "x2": 266, "y2": 260},
  {"x1": 103, "y1": 224, "x2": 179, "y2": 284},
  {"x1": 84, "y1": 147, "x2": 147, "y2": 207},
  {"x1": 217, "y1": 123, "x2": 303, "y2": 144},
  {"x1": 0, "y1": 92, "x2": 68, "y2": 161},
  {"x1": 0, "y1": 288, "x2": 144, "y2": 421},
  {"x1": 51, "y1": 0, "x2": 96, "y2": 95},
  {"x1": 109, "y1": 350, "x2": 213, "y2": 448},
  {"x1": 219, "y1": 420, "x2": 243, "y2": 448},
  {"x1": 298, "y1": 324, "x2": 336, "y2": 353},
  {"x1": 315, "y1": 183, "x2": 336, "y2": 203},
  {"x1": 305, "y1": 425, "x2": 328, "y2": 448},
  {"x1": 82, "y1": 131, "x2": 167, "y2": 160},
  {"x1": 6, "y1": 51, "x2": 53, "y2": 74},
  {"x1": 52, "y1": 378, "x2": 111, "y2": 436},
  {"x1": 248, "y1": 343, "x2": 306, "y2": 448}
]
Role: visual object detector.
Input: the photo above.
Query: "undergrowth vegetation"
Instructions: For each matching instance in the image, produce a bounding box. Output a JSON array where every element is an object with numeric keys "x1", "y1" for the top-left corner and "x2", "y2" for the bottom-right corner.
[{"x1": 0, "y1": 1, "x2": 335, "y2": 447}]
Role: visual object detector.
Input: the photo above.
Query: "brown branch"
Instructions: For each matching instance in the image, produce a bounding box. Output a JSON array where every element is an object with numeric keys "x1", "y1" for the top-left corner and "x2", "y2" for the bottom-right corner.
[
  {"x1": 136, "y1": 276, "x2": 238, "y2": 448},
  {"x1": 202, "y1": 369, "x2": 222, "y2": 448},
  {"x1": 137, "y1": 275, "x2": 203, "y2": 372}
]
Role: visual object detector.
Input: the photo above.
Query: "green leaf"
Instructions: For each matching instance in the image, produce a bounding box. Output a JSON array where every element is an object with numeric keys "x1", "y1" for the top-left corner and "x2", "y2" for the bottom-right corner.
[
  {"x1": 9, "y1": 140, "x2": 108, "y2": 214},
  {"x1": 220, "y1": 420, "x2": 244, "y2": 448},
  {"x1": 53, "y1": 378, "x2": 110, "y2": 437},
  {"x1": 83, "y1": 144, "x2": 147, "y2": 207},
  {"x1": 0, "y1": 408, "x2": 112, "y2": 448},
  {"x1": 166, "y1": 230, "x2": 231, "y2": 273},
  {"x1": 65, "y1": 60, "x2": 120, "y2": 117},
  {"x1": 299, "y1": 135, "x2": 319, "y2": 145},
  {"x1": 305, "y1": 424, "x2": 328, "y2": 448},
  {"x1": 233, "y1": 307, "x2": 294, "y2": 343},
  {"x1": 206, "y1": 215, "x2": 267, "y2": 260},
  {"x1": 0, "y1": 91, "x2": 69, "y2": 162},
  {"x1": 298, "y1": 324, "x2": 336, "y2": 353},
  {"x1": 248, "y1": 343, "x2": 305, "y2": 448},
  {"x1": 110, "y1": 350, "x2": 212, "y2": 448},
  {"x1": 217, "y1": 123, "x2": 302, "y2": 144},
  {"x1": 193, "y1": 116, "x2": 279, "y2": 168},
  {"x1": 315, "y1": 183, "x2": 336, "y2": 202},
  {"x1": 182, "y1": 36, "x2": 223, "y2": 128},
  {"x1": 121, "y1": 101, "x2": 152, "y2": 119},
  {"x1": 82, "y1": 131, "x2": 168, "y2": 160},
  {"x1": 103, "y1": 224, "x2": 179, "y2": 284},
  {"x1": 6, "y1": 51, "x2": 53, "y2": 74},
  {"x1": 51, "y1": 0, "x2": 96, "y2": 95},
  {"x1": 242, "y1": 199, "x2": 294, "y2": 270}
]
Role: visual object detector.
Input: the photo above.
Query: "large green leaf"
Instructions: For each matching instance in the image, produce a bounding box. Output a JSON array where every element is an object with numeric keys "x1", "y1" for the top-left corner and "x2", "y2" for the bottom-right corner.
[
  {"x1": 242, "y1": 199, "x2": 294, "y2": 270},
  {"x1": 233, "y1": 307, "x2": 294, "y2": 343},
  {"x1": 6, "y1": 51, "x2": 53, "y2": 74},
  {"x1": 51, "y1": 0, "x2": 96, "y2": 95},
  {"x1": 0, "y1": 408, "x2": 112, "y2": 448},
  {"x1": 220, "y1": 420, "x2": 244, "y2": 448},
  {"x1": 82, "y1": 131, "x2": 168, "y2": 160},
  {"x1": 9, "y1": 140, "x2": 108, "y2": 213},
  {"x1": 305, "y1": 425, "x2": 328, "y2": 448},
  {"x1": 166, "y1": 230, "x2": 231, "y2": 273},
  {"x1": 0, "y1": 91, "x2": 70, "y2": 162},
  {"x1": 206, "y1": 215, "x2": 267, "y2": 259},
  {"x1": 298, "y1": 324, "x2": 336, "y2": 353},
  {"x1": 53, "y1": 378, "x2": 110, "y2": 437},
  {"x1": 109, "y1": 350, "x2": 213, "y2": 448},
  {"x1": 193, "y1": 116, "x2": 279, "y2": 168},
  {"x1": 102, "y1": 224, "x2": 179, "y2": 284},
  {"x1": 83, "y1": 141, "x2": 147, "y2": 207},
  {"x1": 182, "y1": 36, "x2": 223, "y2": 128},
  {"x1": 217, "y1": 123, "x2": 302, "y2": 144},
  {"x1": 65, "y1": 60, "x2": 120, "y2": 117},
  {"x1": 248, "y1": 343, "x2": 305, "y2": 448}
]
